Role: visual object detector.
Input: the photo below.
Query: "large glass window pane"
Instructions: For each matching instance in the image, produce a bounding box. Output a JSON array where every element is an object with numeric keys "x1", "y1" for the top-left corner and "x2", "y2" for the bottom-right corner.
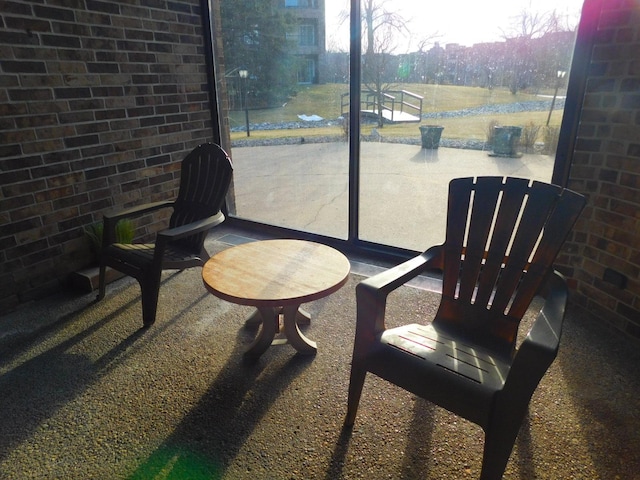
[
  {"x1": 355, "y1": 0, "x2": 583, "y2": 251},
  {"x1": 218, "y1": 0, "x2": 348, "y2": 239},
  {"x1": 212, "y1": 0, "x2": 584, "y2": 252}
]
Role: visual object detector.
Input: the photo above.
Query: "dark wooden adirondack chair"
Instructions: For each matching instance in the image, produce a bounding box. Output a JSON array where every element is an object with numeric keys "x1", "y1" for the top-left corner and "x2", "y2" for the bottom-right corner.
[
  {"x1": 345, "y1": 176, "x2": 585, "y2": 480},
  {"x1": 97, "y1": 143, "x2": 233, "y2": 327}
]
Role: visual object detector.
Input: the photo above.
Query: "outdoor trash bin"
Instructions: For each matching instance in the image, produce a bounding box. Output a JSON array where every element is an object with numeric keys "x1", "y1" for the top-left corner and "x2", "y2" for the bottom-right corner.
[
  {"x1": 419, "y1": 125, "x2": 444, "y2": 149},
  {"x1": 492, "y1": 125, "x2": 522, "y2": 157}
]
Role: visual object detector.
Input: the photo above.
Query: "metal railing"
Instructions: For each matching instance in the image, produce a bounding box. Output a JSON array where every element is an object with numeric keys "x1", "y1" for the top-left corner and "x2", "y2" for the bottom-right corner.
[{"x1": 341, "y1": 89, "x2": 423, "y2": 122}]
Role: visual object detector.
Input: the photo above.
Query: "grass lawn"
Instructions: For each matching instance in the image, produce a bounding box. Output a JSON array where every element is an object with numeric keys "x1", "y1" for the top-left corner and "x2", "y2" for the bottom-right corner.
[
  {"x1": 228, "y1": 83, "x2": 563, "y2": 142},
  {"x1": 379, "y1": 110, "x2": 563, "y2": 141}
]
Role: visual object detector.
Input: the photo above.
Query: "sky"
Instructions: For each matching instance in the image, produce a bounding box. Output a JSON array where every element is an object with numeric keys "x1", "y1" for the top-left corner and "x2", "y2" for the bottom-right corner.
[{"x1": 324, "y1": 0, "x2": 585, "y2": 52}]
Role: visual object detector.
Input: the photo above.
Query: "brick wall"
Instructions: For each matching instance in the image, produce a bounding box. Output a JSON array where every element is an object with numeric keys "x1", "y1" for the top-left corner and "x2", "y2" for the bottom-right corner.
[
  {"x1": 0, "y1": 0, "x2": 215, "y2": 311},
  {"x1": 567, "y1": 0, "x2": 640, "y2": 341}
]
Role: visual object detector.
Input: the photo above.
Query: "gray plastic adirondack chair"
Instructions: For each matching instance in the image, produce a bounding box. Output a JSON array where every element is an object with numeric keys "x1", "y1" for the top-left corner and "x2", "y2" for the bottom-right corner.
[
  {"x1": 97, "y1": 143, "x2": 233, "y2": 327},
  {"x1": 345, "y1": 176, "x2": 585, "y2": 480}
]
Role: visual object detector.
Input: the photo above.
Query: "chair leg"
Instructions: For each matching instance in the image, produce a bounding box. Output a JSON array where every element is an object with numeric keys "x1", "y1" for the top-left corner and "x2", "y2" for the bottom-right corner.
[
  {"x1": 345, "y1": 363, "x2": 367, "y2": 426},
  {"x1": 97, "y1": 262, "x2": 107, "y2": 301},
  {"x1": 479, "y1": 413, "x2": 525, "y2": 480},
  {"x1": 139, "y1": 275, "x2": 161, "y2": 327}
]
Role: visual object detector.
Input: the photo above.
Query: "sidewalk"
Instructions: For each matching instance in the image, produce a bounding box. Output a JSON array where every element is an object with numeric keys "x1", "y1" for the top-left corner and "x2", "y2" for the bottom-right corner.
[{"x1": 229, "y1": 141, "x2": 555, "y2": 250}]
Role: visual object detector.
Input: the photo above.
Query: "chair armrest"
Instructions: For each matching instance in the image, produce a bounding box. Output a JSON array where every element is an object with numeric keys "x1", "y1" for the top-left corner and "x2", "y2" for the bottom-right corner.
[
  {"x1": 521, "y1": 271, "x2": 568, "y2": 358},
  {"x1": 502, "y1": 271, "x2": 568, "y2": 401},
  {"x1": 156, "y1": 212, "x2": 225, "y2": 243},
  {"x1": 153, "y1": 212, "x2": 225, "y2": 262},
  {"x1": 102, "y1": 201, "x2": 174, "y2": 246},
  {"x1": 355, "y1": 245, "x2": 443, "y2": 337},
  {"x1": 361, "y1": 245, "x2": 443, "y2": 295},
  {"x1": 104, "y1": 200, "x2": 174, "y2": 222}
]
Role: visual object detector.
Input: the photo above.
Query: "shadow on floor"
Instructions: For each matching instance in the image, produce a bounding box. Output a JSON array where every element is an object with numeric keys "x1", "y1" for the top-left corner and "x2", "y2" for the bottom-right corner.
[{"x1": 127, "y1": 327, "x2": 314, "y2": 479}]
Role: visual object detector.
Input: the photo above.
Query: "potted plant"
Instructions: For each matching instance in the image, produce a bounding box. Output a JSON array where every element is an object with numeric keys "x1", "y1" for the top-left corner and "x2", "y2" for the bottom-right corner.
[
  {"x1": 70, "y1": 219, "x2": 136, "y2": 292},
  {"x1": 490, "y1": 125, "x2": 523, "y2": 157},
  {"x1": 419, "y1": 125, "x2": 444, "y2": 149},
  {"x1": 84, "y1": 219, "x2": 135, "y2": 262}
]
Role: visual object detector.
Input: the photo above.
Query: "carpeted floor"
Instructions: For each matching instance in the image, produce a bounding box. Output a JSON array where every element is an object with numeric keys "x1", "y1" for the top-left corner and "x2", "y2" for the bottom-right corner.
[{"x1": 1, "y1": 237, "x2": 639, "y2": 479}]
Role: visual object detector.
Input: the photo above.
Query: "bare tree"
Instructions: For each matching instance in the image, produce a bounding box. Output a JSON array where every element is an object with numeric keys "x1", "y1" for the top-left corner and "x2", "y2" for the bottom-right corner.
[
  {"x1": 501, "y1": 5, "x2": 576, "y2": 94},
  {"x1": 361, "y1": 0, "x2": 409, "y2": 127},
  {"x1": 412, "y1": 34, "x2": 443, "y2": 85},
  {"x1": 340, "y1": 0, "x2": 409, "y2": 127}
]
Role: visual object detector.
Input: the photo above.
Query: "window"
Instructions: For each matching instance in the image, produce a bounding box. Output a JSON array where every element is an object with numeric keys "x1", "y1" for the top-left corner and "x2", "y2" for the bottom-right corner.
[
  {"x1": 285, "y1": 0, "x2": 319, "y2": 7},
  {"x1": 210, "y1": 0, "x2": 586, "y2": 254},
  {"x1": 299, "y1": 24, "x2": 316, "y2": 46},
  {"x1": 297, "y1": 57, "x2": 316, "y2": 83}
]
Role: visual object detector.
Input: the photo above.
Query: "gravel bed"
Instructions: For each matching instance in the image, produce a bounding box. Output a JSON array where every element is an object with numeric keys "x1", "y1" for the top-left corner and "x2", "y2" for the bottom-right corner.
[{"x1": 421, "y1": 98, "x2": 565, "y2": 119}]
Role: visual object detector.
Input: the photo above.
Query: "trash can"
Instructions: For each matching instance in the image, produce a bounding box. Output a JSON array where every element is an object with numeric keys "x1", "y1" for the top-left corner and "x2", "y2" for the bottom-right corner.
[
  {"x1": 419, "y1": 125, "x2": 444, "y2": 149},
  {"x1": 492, "y1": 126, "x2": 522, "y2": 157}
]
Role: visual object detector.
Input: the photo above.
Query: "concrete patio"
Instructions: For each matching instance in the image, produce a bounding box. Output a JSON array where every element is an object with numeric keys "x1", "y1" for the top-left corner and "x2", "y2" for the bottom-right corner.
[
  {"x1": 1, "y1": 225, "x2": 639, "y2": 479},
  {"x1": 229, "y1": 141, "x2": 555, "y2": 250}
]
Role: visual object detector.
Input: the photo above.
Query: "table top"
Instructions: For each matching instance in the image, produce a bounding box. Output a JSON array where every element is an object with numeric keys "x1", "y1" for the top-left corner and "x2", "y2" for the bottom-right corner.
[{"x1": 202, "y1": 239, "x2": 351, "y2": 307}]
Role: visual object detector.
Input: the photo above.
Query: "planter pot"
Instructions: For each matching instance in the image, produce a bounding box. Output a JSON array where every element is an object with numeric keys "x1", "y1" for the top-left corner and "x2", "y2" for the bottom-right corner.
[
  {"x1": 491, "y1": 126, "x2": 522, "y2": 157},
  {"x1": 419, "y1": 125, "x2": 444, "y2": 149},
  {"x1": 69, "y1": 265, "x2": 125, "y2": 293}
]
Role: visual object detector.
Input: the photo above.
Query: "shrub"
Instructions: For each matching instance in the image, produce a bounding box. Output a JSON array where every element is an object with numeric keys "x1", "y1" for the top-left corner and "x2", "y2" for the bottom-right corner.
[
  {"x1": 521, "y1": 121, "x2": 541, "y2": 153},
  {"x1": 85, "y1": 219, "x2": 135, "y2": 260},
  {"x1": 341, "y1": 115, "x2": 349, "y2": 141},
  {"x1": 542, "y1": 126, "x2": 561, "y2": 155}
]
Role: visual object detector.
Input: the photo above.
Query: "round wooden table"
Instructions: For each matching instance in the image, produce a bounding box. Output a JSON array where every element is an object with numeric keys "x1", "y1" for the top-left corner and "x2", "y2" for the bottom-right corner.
[{"x1": 202, "y1": 239, "x2": 351, "y2": 359}]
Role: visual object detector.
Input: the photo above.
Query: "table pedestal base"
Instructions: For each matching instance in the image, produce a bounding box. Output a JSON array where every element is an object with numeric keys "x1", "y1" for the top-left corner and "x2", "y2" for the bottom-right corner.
[{"x1": 244, "y1": 305, "x2": 316, "y2": 359}]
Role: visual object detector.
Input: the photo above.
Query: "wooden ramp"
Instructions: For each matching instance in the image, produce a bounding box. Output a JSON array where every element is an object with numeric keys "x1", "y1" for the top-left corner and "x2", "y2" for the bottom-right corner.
[
  {"x1": 341, "y1": 90, "x2": 424, "y2": 124},
  {"x1": 362, "y1": 109, "x2": 421, "y2": 123}
]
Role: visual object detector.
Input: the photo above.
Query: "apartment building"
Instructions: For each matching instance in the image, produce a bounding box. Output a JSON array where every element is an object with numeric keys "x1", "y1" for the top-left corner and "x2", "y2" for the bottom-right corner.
[{"x1": 284, "y1": 0, "x2": 326, "y2": 84}]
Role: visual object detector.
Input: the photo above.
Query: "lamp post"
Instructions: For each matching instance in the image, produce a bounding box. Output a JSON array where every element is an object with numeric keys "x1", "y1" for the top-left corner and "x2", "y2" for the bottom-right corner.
[
  {"x1": 546, "y1": 70, "x2": 566, "y2": 126},
  {"x1": 239, "y1": 69, "x2": 250, "y2": 137}
]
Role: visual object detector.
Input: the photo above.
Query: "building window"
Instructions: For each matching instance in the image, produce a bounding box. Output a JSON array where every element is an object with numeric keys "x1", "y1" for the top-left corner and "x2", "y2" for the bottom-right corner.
[
  {"x1": 297, "y1": 57, "x2": 316, "y2": 84},
  {"x1": 285, "y1": 0, "x2": 318, "y2": 7},
  {"x1": 299, "y1": 24, "x2": 316, "y2": 46}
]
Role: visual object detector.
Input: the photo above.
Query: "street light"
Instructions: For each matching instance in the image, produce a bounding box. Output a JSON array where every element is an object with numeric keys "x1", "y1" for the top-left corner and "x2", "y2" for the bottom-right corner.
[
  {"x1": 546, "y1": 70, "x2": 567, "y2": 126},
  {"x1": 239, "y1": 69, "x2": 250, "y2": 137}
]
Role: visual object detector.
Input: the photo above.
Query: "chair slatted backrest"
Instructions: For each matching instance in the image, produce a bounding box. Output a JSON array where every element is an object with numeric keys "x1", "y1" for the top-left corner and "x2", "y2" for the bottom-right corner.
[
  {"x1": 169, "y1": 143, "x2": 233, "y2": 252},
  {"x1": 435, "y1": 176, "x2": 585, "y2": 356}
]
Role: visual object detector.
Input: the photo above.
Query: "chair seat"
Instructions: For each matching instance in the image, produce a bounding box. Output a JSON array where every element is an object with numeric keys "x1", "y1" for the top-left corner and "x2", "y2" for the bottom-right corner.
[
  {"x1": 105, "y1": 243, "x2": 202, "y2": 268},
  {"x1": 380, "y1": 323, "x2": 510, "y2": 390},
  {"x1": 372, "y1": 323, "x2": 512, "y2": 425}
]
